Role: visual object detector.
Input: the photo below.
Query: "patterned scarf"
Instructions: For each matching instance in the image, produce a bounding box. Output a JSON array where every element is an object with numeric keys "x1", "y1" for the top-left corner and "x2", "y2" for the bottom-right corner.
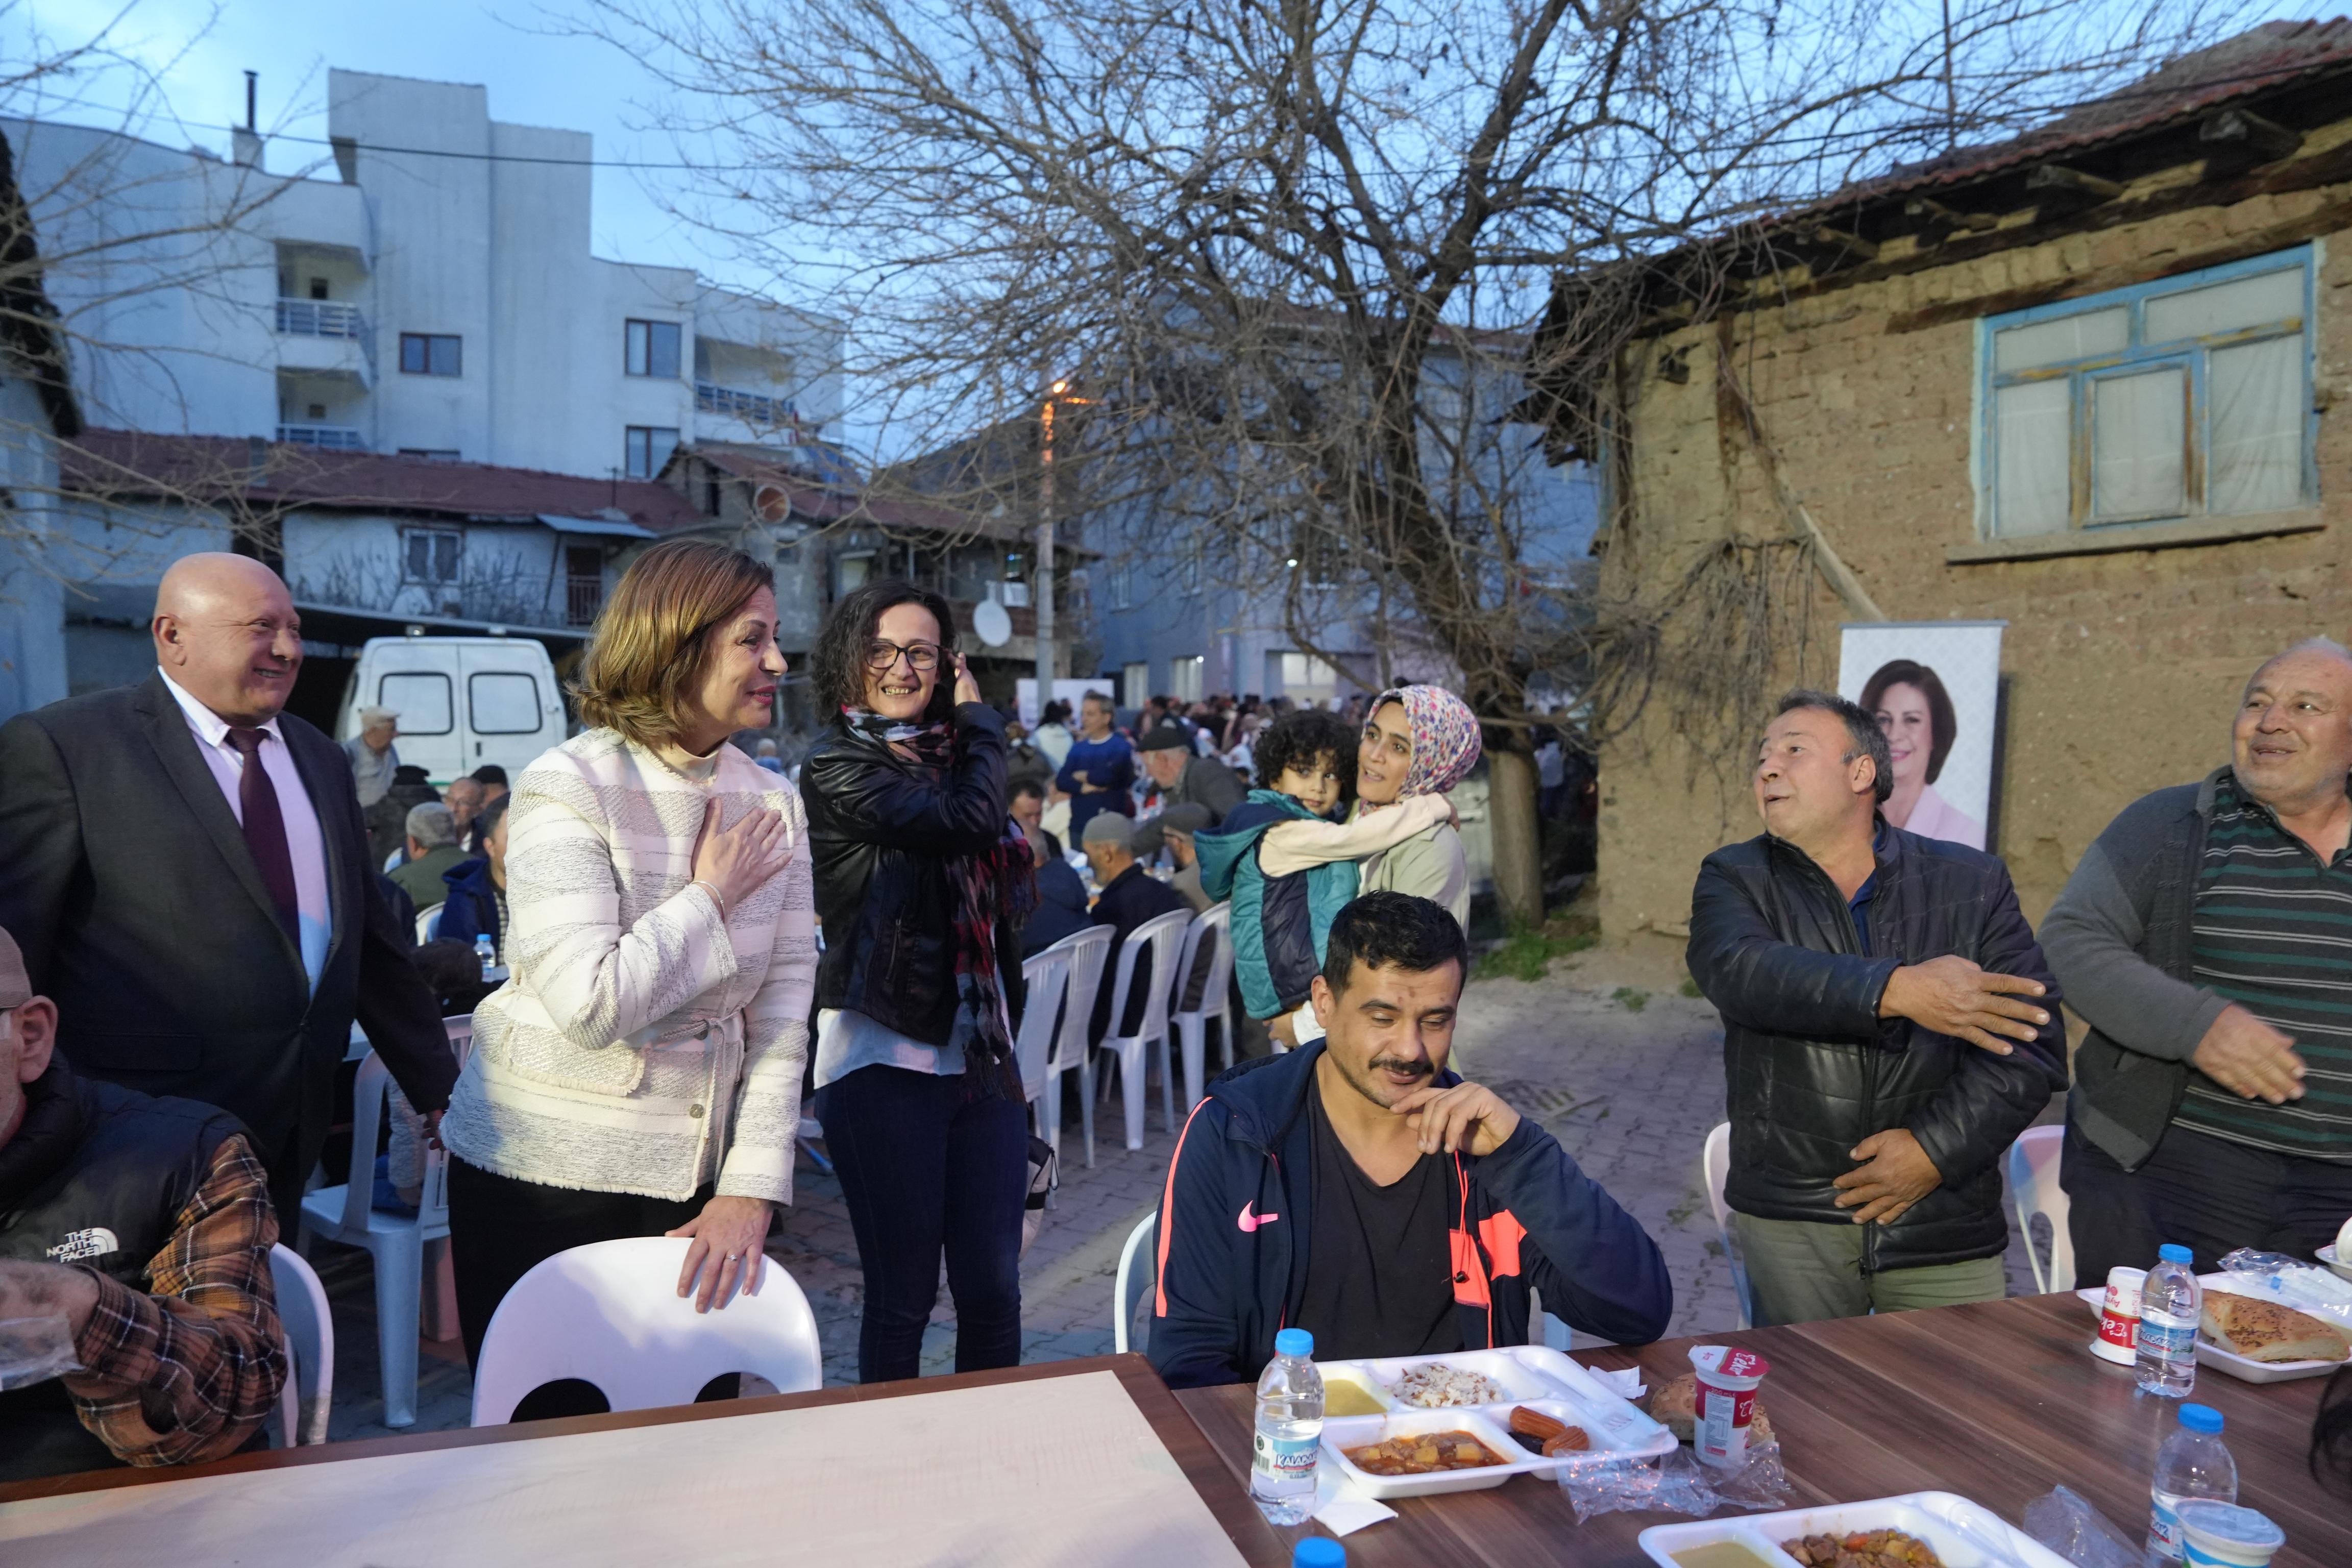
[
  {"x1": 1363, "y1": 685, "x2": 1484, "y2": 809},
  {"x1": 843, "y1": 708, "x2": 1038, "y2": 1093}
]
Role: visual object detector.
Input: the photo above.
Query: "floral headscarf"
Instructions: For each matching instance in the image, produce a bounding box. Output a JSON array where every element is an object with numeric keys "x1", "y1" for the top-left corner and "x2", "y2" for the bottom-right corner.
[{"x1": 1367, "y1": 685, "x2": 1483, "y2": 801}]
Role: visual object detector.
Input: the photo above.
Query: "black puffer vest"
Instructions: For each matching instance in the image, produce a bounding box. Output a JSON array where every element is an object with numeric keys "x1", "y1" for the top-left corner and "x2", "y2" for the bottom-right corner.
[{"x1": 0, "y1": 1057, "x2": 243, "y2": 1481}]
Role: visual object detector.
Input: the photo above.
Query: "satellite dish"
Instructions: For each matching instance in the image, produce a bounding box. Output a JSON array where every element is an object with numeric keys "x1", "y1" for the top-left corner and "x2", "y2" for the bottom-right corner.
[
  {"x1": 973, "y1": 599, "x2": 1013, "y2": 648},
  {"x1": 753, "y1": 483, "x2": 791, "y2": 524}
]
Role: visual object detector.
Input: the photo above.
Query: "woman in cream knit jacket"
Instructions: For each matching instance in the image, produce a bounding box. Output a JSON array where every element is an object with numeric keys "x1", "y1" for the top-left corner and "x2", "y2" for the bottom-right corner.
[{"x1": 442, "y1": 541, "x2": 815, "y2": 1377}]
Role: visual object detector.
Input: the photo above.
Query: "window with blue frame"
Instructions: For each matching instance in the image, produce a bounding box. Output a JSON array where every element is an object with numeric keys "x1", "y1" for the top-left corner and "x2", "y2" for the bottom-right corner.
[{"x1": 1977, "y1": 246, "x2": 2315, "y2": 537}]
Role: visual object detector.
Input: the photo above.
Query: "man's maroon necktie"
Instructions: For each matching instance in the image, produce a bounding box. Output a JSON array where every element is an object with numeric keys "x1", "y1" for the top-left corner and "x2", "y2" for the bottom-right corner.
[{"x1": 226, "y1": 727, "x2": 301, "y2": 944}]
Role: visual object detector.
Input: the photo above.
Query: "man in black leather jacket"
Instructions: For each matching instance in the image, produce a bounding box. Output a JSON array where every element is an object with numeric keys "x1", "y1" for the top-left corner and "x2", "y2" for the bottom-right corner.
[{"x1": 1687, "y1": 691, "x2": 2067, "y2": 1325}]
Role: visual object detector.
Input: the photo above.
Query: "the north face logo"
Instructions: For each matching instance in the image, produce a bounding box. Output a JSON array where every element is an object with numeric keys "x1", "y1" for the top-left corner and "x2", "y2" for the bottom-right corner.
[{"x1": 45, "y1": 1228, "x2": 119, "y2": 1263}]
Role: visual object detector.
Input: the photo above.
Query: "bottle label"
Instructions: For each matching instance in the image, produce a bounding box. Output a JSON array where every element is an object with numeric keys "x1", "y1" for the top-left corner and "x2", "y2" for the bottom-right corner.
[
  {"x1": 2139, "y1": 1316, "x2": 2196, "y2": 1358},
  {"x1": 2148, "y1": 1496, "x2": 2185, "y2": 1558},
  {"x1": 1252, "y1": 1431, "x2": 1318, "y2": 1495}
]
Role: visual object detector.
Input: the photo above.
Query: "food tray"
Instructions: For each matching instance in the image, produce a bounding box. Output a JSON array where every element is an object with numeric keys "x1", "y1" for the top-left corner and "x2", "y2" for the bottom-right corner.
[
  {"x1": 1315, "y1": 1345, "x2": 1676, "y2": 1458},
  {"x1": 2073, "y1": 1280, "x2": 2347, "y2": 1384},
  {"x1": 1317, "y1": 1401, "x2": 1646, "y2": 1504},
  {"x1": 1637, "y1": 1488, "x2": 2071, "y2": 1568}
]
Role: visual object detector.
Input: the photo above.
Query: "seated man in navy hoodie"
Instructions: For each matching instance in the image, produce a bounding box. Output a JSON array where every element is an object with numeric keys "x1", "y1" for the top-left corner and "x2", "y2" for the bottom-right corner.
[{"x1": 1148, "y1": 892, "x2": 1671, "y2": 1386}]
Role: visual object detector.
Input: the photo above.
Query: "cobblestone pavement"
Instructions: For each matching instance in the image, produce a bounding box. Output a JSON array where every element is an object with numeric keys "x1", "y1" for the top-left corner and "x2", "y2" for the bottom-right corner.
[{"x1": 315, "y1": 966, "x2": 2055, "y2": 1438}]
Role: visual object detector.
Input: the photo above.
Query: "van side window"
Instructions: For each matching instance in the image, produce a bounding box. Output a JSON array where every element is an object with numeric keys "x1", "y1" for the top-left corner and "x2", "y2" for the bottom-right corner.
[
  {"x1": 471, "y1": 672, "x2": 543, "y2": 736},
  {"x1": 382, "y1": 673, "x2": 453, "y2": 736}
]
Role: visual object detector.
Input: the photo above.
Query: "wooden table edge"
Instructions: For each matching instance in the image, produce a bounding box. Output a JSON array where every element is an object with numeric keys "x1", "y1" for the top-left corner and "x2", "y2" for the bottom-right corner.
[{"x1": 0, "y1": 1345, "x2": 1271, "y2": 1563}]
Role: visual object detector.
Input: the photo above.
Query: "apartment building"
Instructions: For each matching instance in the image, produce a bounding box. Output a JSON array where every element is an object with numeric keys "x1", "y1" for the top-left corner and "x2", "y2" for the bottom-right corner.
[{"x1": 12, "y1": 69, "x2": 841, "y2": 476}]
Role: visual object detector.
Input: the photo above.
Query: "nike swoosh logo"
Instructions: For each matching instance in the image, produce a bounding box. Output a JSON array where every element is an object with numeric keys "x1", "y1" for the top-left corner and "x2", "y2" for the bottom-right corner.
[{"x1": 1237, "y1": 1202, "x2": 1279, "y2": 1233}]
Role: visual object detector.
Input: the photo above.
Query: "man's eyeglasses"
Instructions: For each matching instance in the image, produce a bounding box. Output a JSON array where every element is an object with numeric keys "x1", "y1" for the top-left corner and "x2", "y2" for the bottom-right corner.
[{"x1": 865, "y1": 639, "x2": 942, "y2": 673}]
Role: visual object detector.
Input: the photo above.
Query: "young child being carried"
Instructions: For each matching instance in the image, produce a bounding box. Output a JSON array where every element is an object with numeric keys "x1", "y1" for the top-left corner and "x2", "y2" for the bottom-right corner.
[{"x1": 1196, "y1": 708, "x2": 1454, "y2": 1044}]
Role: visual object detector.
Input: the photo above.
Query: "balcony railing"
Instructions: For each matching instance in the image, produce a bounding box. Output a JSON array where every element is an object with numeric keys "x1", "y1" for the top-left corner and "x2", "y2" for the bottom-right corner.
[
  {"x1": 276, "y1": 298, "x2": 368, "y2": 340},
  {"x1": 566, "y1": 577, "x2": 604, "y2": 627},
  {"x1": 696, "y1": 381, "x2": 799, "y2": 429},
  {"x1": 277, "y1": 424, "x2": 368, "y2": 452}
]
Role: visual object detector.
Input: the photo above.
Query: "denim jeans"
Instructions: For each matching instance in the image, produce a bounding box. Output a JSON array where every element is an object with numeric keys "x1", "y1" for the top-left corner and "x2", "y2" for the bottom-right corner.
[{"x1": 815, "y1": 1063, "x2": 1028, "y2": 1383}]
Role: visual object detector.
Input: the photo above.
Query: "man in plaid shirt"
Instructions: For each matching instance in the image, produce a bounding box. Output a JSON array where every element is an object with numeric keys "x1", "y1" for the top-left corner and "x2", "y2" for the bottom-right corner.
[{"x1": 0, "y1": 927, "x2": 287, "y2": 1480}]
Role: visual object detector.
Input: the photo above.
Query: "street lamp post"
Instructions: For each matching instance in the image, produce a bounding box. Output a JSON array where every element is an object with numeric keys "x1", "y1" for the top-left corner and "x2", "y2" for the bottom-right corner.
[
  {"x1": 1035, "y1": 386, "x2": 1062, "y2": 715},
  {"x1": 1035, "y1": 380, "x2": 1088, "y2": 718}
]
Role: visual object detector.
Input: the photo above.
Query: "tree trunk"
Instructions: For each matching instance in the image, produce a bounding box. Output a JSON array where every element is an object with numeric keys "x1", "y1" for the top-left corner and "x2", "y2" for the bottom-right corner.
[{"x1": 1487, "y1": 743, "x2": 1544, "y2": 929}]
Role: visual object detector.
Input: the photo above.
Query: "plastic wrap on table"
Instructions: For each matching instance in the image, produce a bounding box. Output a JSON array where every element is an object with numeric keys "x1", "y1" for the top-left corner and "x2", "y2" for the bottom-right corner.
[
  {"x1": 1555, "y1": 1439, "x2": 1791, "y2": 1522},
  {"x1": 0, "y1": 1314, "x2": 82, "y2": 1391},
  {"x1": 2217, "y1": 1248, "x2": 2352, "y2": 1315},
  {"x1": 2021, "y1": 1484, "x2": 2141, "y2": 1568}
]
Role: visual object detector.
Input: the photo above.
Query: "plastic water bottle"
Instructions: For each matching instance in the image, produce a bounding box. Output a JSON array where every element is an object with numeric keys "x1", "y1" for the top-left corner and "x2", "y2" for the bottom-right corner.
[
  {"x1": 1251, "y1": 1327, "x2": 1324, "y2": 1526},
  {"x1": 1292, "y1": 1540, "x2": 1345, "y2": 1567},
  {"x1": 2146, "y1": 1403, "x2": 2236, "y2": 1561},
  {"x1": 474, "y1": 934, "x2": 497, "y2": 981},
  {"x1": 2136, "y1": 1243, "x2": 2201, "y2": 1398}
]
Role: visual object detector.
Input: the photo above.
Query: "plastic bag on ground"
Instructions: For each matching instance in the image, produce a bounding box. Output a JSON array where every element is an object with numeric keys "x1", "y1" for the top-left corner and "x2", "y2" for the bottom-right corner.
[
  {"x1": 0, "y1": 1315, "x2": 83, "y2": 1391},
  {"x1": 1556, "y1": 1440, "x2": 1792, "y2": 1522},
  {"x1": 2021, "y1": 1484, "x2": 2141, "y2": 1568}
]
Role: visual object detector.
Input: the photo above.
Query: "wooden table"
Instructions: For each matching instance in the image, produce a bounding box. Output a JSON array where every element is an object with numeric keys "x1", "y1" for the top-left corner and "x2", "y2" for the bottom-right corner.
[{"x1": 1177, "y1": 1293, "x2": 2350, "y2": 1566}]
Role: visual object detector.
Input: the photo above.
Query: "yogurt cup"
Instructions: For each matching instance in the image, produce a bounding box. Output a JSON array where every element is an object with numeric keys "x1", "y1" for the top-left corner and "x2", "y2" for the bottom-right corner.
[
  {"x1": 1687, "y1": 1344, "x2": 1770, "y2": 1468},
  {"x1": 2177, "y1": 1500, "x2": 2286, "y2": 1567},
  {"x1": 2093, "y1": 1265, "x2": 2146, "y2": 1365}
]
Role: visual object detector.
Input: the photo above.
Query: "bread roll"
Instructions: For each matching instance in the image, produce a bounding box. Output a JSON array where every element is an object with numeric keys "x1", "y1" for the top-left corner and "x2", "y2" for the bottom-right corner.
[
  {"x1": 2200, "y1": 1292, "x2": 2351, "y2": 1363},
  {"x1": 1646, "y1": 1372, "x2": 1775, "y2": 1444}
]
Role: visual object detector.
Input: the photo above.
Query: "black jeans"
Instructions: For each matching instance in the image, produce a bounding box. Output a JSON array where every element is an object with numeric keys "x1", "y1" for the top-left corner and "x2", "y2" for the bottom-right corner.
[
  {"x1": 2062, "y1": 1117, "x2": 2352, "y2": 1286},
  {"x1": 815, "y1": 1063, "x2": 1027, "y2": 1383},
  {"x1": 447, "y1": 1157, "x2": 707, "y2": 1374}
]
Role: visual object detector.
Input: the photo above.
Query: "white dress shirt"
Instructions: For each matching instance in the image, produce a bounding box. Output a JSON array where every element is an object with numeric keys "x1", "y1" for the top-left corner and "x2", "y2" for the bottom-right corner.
[{"x1": 159, "y1": 668, "x2": 333, "y2": 989}]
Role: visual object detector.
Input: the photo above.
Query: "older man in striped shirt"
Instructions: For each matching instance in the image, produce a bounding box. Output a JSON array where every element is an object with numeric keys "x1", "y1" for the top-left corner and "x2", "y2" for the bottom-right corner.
[{"x1": 2045, "y1": 639, "x2": 2352, "y2": 1284}]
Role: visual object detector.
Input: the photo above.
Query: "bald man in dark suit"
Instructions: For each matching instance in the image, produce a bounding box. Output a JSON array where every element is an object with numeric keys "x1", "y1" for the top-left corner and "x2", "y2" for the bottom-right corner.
[{"x1": 0, "y1": 553, "x2": 456, "y2": 1222}]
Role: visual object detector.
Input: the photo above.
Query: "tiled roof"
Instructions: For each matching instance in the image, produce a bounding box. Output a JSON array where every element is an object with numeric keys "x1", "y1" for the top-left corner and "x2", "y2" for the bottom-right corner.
[
  {"x1": 692, "y1": 442, "x2": 1026, "y2": 541},
  {"x1": 1810, "y1": 19, "x2": 2352, "y2": 214},
  {"x1": 62, "y1": 429, "x2": 709, "y2": 533}
]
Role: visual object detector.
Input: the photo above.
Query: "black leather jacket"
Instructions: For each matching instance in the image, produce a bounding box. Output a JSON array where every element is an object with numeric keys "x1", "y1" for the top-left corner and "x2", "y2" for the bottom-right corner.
[
  {"x1": 1686, "y1": 824, "x2": 2066, "y2": 1272},
  {"x1": 800, "y1": 703, "x2": 1023, "y2": 1046}
]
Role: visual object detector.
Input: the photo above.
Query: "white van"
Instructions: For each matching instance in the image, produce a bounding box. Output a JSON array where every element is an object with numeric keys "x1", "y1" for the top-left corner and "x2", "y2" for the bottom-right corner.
[{"x1": 336, "y1": 635, "x2": 569, "y2": 785}]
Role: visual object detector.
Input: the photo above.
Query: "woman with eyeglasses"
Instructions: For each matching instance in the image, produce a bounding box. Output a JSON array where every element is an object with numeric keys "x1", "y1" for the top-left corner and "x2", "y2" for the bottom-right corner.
[{"x1": 799, "y1": 578, "x2": 1037, "y2": 1382}]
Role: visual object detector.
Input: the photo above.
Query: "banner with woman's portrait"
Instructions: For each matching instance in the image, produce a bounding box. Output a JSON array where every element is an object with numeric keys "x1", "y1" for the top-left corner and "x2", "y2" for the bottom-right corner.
[{"x1": 1835, "y1": 621, "x2": 2006, "y2": 851}]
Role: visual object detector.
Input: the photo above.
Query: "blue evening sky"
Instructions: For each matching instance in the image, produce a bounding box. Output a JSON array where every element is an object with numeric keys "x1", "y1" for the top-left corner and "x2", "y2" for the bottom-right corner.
[{"x1": 16, "y1": 0, "x2": 2333, "y2": 459}]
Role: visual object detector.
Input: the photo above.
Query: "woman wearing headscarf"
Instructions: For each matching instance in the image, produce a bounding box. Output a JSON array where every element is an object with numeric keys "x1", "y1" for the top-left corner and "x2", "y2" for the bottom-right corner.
[
  {"x1": 798, "y1": 578, "x2": 1037, "y2": 1383},
  {"x1": 1345, "y1": 685, "x2": 1484, "y2": 923},
  {"x1": 1248, "y1": 683, "x2": 1484, "y2": 1047}
]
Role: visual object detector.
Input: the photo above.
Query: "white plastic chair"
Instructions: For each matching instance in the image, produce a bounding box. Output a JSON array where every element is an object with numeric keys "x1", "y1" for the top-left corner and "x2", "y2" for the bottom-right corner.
[
  {"x1": 414, "y1": 902, "x2": 444, "y2": 943},
  {"x1": 266, "y1": 1243, "x2": 334, "y2": 1447},
  {"x1": 469, "y1": 1236, "x2": 822, "y2": 1426},
  {"x1": 1017, "y1": 945, "x2": 1073, "y2": 1119},
  {"x1": 1040, "y1": 926, "x2": 1112, "y2": 1169},
  {"x1": 1097, "y1": 907, "x2": 1193, "y2": 1150},
  {"x1": 296, "y1": 1049, "x2": 450, "y2": 1428},
  {"x1": 1113, "y1": 1211, "x2": 1158, "y2": 1354},
  {"x1": 1171, "y1": 902, "x2": 1234, "y2": 1112},
  {"x1": 1702, "y1": 1121, "x2": 1755, "y2": 1330},
  {"x1": 2007, "y1": 1123, "x2": 2074, "y2": 1293}
]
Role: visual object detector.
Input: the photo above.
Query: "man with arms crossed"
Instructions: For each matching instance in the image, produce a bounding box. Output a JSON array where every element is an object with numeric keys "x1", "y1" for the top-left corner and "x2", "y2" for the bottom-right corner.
[
  {"x1": 2044, "y1": 640, "x2": 2352, "y2": 1278},
  {"x1": 1148, "y1": 892, "x2": 1670, "y2": 1387},
  {"x1": 1687, "y1": 691, "x2": 2066, "y2": 1324}
]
